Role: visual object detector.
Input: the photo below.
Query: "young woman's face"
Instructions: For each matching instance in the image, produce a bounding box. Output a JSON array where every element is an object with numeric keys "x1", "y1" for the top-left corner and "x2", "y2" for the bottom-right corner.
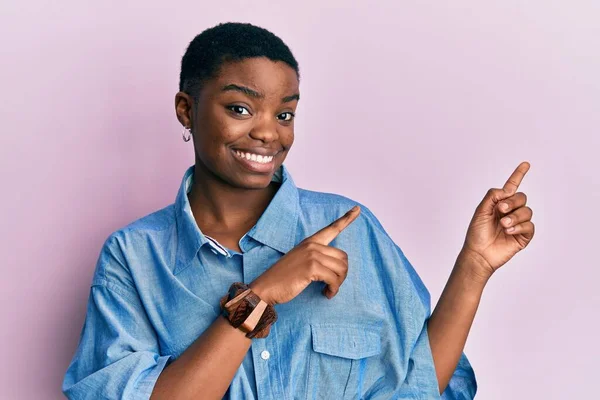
[{"x1": 179, "y1": 57, "x2": 300, "y2": 190}]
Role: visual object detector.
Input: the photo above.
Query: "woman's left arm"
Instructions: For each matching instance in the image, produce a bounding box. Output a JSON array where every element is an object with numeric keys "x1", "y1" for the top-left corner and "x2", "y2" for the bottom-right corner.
[{"x1": 428, "y1": 161, "x2": 535, "y2": 394}]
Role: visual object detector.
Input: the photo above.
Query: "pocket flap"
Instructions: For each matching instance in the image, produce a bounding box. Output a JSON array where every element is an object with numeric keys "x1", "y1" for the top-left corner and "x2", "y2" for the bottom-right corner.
[{"x1": 310, "y1": 323, "x2": 381, "y2": 360}]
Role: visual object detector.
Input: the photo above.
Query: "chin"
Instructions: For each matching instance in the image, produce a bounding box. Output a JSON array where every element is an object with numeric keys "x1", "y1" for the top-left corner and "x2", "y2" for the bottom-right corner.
[
  {"x1": 226, "y1": 156, "x2": 284, "y2": 190},
  {"x1": 231, "y1": 173, "x2": 274, "y2": 190}
]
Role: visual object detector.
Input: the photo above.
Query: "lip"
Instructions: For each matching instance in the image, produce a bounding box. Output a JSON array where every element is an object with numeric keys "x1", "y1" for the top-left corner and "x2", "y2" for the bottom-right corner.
[{"x1": 231, "y1": 148, "x2": 278, "y2": 174}]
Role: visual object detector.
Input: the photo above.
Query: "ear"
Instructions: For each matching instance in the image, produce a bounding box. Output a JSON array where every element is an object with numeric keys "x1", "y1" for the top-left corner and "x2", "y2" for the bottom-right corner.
[{"x1": 175, "y1": 91, "x2": 194, "y2": 128}]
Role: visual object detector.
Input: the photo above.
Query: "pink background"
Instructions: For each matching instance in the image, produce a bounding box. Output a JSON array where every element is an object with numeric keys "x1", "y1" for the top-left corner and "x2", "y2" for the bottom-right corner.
[{"x1": 1, "y1": 1, "x2": 598, "y2": 398}]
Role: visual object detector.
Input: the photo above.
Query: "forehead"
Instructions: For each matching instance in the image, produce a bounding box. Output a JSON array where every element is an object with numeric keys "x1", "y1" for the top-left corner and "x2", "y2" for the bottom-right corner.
[{"x1": 208, "y1": 57, "x2": 299, "y2": 98}]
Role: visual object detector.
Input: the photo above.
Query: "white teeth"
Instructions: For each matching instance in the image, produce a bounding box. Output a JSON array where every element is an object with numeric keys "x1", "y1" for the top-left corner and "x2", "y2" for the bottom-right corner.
[{"x1": 235, "y1": 151, "x2": 274, "y2": 164}]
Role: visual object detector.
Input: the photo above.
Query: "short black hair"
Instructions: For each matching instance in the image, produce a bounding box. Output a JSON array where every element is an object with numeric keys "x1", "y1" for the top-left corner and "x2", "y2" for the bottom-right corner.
[{"x1": 179, "y1": 22, "x2": 300, "y2": 101}]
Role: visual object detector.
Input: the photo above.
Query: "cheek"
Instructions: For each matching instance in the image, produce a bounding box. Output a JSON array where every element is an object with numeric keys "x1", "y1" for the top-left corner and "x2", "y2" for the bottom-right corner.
[
  {"x1": 198, "y1": 113, "x2": 245, "y2": 150},
  {"x1": 276, "y1": 130, "x2": 294, "y2": 164},
  {"x1": 280, "y1": 128, "x2": 294, "y2": 148},
  {"x1": 221, "y1": 123, "x2": 249, "y2": 143}
]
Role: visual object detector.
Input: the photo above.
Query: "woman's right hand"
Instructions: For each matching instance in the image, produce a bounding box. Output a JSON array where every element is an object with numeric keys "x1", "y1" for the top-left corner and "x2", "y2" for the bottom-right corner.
[{"x1": 249, "y1": 206, "x2": 361, "y2": 305}]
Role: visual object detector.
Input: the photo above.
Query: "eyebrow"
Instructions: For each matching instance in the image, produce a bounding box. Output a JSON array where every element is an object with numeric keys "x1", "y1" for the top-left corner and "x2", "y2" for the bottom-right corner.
[
  {"x1": 221, "y1": 84, "x2": 300, "y2": 103},
  {"x1": 222, "y1": 84, "x2": 262, "y2": 99},
  {"x1": 282, "y1": 93, "x2": 300, "y2": 103}
]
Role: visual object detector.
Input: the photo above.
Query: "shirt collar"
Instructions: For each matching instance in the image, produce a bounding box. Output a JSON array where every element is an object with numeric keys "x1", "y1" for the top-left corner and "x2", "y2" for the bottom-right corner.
[
  {"x1": 245, "y1": 165, "x2": 299, "y2": 254},
  {"x1": 173, "y1": 164, "x2": 299, "y2": 274}
]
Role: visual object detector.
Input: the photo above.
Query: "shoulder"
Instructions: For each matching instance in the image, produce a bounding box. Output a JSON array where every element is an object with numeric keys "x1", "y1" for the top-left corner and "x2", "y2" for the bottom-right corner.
[
  {"x1": 103, "y1": 203, "x2": 176, "y2": 252},
  {"x1": 296, "y1": 188, "x2": 431, "y2": 305},
  {"x1": 120, "y1": 203, "x2": 177, "y2": 234},
  {"x1": 296, "y1": 187, "x2": 391, "y2": 240},
  {"x1": 92, "y1": 203, "x2": 176, "y2": 289}
]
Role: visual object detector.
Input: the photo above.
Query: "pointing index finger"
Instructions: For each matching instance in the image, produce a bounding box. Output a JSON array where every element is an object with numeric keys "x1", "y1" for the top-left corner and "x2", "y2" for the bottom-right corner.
[
  {"x1": 308, "y1": 206, "x2": 361, "y2": 245},
  {"x1": 503, "y1": 161, "x2": 531, "y2": 194}
]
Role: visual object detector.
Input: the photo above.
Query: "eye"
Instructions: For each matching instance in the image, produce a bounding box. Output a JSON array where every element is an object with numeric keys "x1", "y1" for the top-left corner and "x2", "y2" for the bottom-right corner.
[
  {"x1": 226, "y1": 105, "x2": 251, "y2": 116},
  {"x1": 277, "y1": 112, "x2": 295, "y2": 122}
]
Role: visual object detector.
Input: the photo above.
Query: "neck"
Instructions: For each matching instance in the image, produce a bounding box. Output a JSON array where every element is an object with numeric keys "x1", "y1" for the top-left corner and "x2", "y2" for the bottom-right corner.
[{"x1": 187, "y1": 162, "x2": 279, "y2": 235}]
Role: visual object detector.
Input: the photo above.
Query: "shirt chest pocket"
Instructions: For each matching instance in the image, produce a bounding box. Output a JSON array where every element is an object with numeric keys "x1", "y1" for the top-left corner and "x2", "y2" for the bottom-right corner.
[{"x1": 306, "y1": 323, "x2": 382, "y2": 400}]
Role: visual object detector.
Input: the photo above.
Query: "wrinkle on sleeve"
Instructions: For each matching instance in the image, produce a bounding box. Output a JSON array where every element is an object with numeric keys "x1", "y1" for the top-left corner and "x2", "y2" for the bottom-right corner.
[
  {"x1": 360, "y1": 205, "x2": 477, "y2": 399},
  {"x1": 62, "y1": 239, "x2": 172, "y2": 400},
  {"x1": 396, "y1": 242, "x2": 477, "y2": 399}
]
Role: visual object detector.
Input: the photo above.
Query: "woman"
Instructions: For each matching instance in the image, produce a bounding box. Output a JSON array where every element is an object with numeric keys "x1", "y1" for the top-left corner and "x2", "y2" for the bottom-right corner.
[{"x1": 62, "y1": 22, "x2": 534, "y2": 399}]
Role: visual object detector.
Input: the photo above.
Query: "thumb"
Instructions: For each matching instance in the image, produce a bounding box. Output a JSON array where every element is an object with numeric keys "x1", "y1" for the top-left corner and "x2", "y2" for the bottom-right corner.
[{"x1": 478, "y1": 188, "x2": 513, "y2": 216}]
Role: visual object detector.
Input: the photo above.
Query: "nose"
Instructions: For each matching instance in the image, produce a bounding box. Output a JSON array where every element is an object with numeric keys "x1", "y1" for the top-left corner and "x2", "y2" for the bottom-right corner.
[{"x1": 249, "y1": 114, "x2": 279, "y2": 143}]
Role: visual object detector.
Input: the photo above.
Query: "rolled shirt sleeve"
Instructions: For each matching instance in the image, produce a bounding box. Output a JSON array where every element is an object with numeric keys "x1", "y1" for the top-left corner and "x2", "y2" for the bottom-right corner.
[
  {"x1": 394, "y1": 242, "x2": 478, "y2": 399},
  {"x1": 62, "y1": 238, "x2": 172, "y2": 399},
  {"x1": 360, "y1": 205, "x2": 477, "y2": 399}
]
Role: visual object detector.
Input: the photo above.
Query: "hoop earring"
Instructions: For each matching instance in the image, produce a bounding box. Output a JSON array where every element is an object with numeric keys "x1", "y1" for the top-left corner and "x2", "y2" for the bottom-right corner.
[{"x1": 182, "y1": 126, "x2": 192, "y2": 142}]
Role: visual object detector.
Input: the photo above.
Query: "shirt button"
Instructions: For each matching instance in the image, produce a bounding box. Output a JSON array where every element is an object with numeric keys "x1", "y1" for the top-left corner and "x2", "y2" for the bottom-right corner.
[{"x1": 260, "y1": 350, "x2": 270, "y2": 360}]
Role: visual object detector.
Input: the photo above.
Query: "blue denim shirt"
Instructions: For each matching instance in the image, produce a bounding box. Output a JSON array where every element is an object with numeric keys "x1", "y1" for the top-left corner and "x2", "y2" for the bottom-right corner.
[{"x1": 62, "y1": 164, "x2": 477, "y2": 399}]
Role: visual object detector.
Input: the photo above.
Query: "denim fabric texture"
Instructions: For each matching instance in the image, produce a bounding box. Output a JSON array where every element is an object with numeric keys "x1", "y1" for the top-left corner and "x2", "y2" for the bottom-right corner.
[{"x1": 62, "y1": 164, "x2": 477, "y2": 399}]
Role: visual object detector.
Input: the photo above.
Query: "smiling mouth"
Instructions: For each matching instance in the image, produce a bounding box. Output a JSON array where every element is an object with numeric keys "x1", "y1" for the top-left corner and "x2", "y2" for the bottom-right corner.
[{"x1": 233, "y1": 150, "x2": 275, "y2": 164}]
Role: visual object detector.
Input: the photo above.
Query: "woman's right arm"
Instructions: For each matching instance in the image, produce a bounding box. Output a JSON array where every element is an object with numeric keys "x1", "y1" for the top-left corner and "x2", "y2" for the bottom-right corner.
[
  {"x1": 150, "y1": 314, "x2": 252, "y2": 399},
  {"x1": 150, "y1": 206, "x2": 361, "y2": 399}
]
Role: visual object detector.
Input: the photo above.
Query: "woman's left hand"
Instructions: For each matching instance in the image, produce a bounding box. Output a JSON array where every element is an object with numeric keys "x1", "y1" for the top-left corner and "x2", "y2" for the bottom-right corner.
[{"x1": 460, "y1": 161, "x2": 535, "y2": 280}]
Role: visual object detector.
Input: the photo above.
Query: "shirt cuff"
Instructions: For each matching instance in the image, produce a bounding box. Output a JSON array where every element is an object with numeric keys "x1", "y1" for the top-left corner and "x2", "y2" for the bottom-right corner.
[{"x1": 134, "y1": 354, "x2": 173, "y2": 400}]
